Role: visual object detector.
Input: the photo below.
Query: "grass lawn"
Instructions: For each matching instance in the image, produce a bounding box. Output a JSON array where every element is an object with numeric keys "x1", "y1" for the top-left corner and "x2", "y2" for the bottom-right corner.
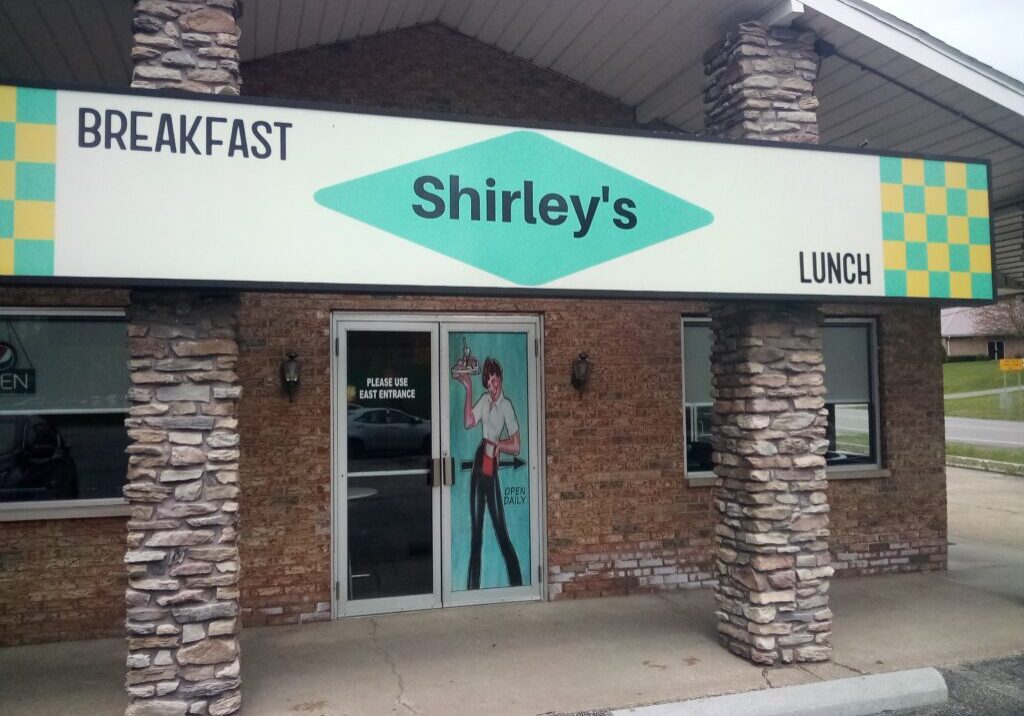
[
  {"x1": 943, "y1": 360, "x2": 1021, "y2": 394},
  {"x1": 947, "y1": 442, "x2": 1024, "y2": 465},
  {"x1": 944, "y1": 392, "x2": 1024, "y2": 421},
  {"x1": 836, "y1": 431, "x2": 870, "y2": 453}
]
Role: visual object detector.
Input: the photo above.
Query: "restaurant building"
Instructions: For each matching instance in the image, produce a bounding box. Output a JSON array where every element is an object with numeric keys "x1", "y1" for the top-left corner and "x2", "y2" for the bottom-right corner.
[{"x1": 0, "y1": 1, "x2": 1022, "y2": 714}]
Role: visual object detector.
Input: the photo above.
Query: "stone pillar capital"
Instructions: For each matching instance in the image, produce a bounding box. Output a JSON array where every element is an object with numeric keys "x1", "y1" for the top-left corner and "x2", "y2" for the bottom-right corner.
[
  {"x1": 703, "y1": 21, "x2": 819, "y2": 143},
  {"x1": 131, "y1": 0, "x2": 242, "y2": 95}
]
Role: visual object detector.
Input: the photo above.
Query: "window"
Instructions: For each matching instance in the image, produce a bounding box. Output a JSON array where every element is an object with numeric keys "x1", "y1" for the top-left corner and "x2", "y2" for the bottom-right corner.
[
  {"x1": 0, "y1": 310, "x2": 129, "y2": 512},
  {"x1": 682, "y1": 320, "x2": 714, "y2": 475},
  {"x1": 682, "y1": 318, "x2": 880, "y2": 478},
  {"x1": 822, "y1": 321, "x2": 878, "y2": 469}
]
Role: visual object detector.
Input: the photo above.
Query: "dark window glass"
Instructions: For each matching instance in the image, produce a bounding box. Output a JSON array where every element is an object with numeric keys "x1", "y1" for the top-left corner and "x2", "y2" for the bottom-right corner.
[
  {"x1": 0, "y1": 316, "x2": 128, "y2": 503},
  {"x1": 683, "y1": 320, "x2": 878, "y2": 474},
  {"x1": 822, "y1": 324, "x2": 877, "y2": 467},
  {"x1": 683, "y1": 323, "x2": 714, "y2": 473},
  {"x1": 345, "y1": 329, "x2": 434, "y2": 600},
  {"x1": 345, "y1": 331, "x2": 432, "y2": 472}
]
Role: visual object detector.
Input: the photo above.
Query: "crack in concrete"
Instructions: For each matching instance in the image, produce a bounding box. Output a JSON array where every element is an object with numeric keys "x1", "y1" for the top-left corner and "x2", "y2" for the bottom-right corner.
[
  {"x1": 368, "y1": 617, "x2": 422, "y2": 716},
  {"x1": 653, "y1": 592, "x2": 689, "y2": 614},
  {"x1": 796, "y1": 664, "x2": 824, "y2": 682},
  {"x1": 831, "y1": 659, "x2": 867, "y2": 676}
]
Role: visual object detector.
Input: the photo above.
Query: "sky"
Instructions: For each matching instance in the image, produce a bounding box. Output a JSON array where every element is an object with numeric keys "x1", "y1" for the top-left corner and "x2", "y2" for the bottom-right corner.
[{"x1": 870, "y1": 0, "x2": 1024, "y2": 82}]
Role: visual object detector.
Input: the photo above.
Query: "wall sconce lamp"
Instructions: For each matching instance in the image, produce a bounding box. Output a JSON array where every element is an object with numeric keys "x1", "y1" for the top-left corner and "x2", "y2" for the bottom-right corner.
[
  {"x1": 281, "y1": 351, "x2": 301, "y2": 402},
  {"x1": 570, "y1": 352, "x2": 593, "y2": 393}
]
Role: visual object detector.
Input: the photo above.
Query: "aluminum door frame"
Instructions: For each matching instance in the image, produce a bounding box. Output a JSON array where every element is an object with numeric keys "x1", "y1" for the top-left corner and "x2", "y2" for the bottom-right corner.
[
  {"x1": 440, "y1": 319, "x2": 543, "y2": 608},
  {"x1": 331, "y1": 313, "x2": 546, "y2": 619},
  {"x1": 332, "y1": 318, "x2": 441, "y2": 618}
]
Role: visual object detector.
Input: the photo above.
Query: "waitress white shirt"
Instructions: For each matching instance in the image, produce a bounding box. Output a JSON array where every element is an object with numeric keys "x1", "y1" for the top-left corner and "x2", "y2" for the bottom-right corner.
[{"x1": 472, "y1": 393, "x2": 520, "y2": 444}]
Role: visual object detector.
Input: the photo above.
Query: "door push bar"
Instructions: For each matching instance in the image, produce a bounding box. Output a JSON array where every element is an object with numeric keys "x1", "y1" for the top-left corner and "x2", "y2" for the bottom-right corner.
[
  {"x1": 430, "y1": 453, "x2": 457, "y2": 488},
  {"x1": 430, "y1": 457, "x2": 442, "y2": 488}
]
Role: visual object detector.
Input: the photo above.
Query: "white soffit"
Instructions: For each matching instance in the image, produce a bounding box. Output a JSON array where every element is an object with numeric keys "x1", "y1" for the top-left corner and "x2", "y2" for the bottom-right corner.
[
  {"x1": 802, "y1": 0, "x2": 1024, "y2": 117},
  {"x1": 0, "y1": 2, "x2": 1021, "y2": 211},
  {"x1": 798, "y1": 9, "x2": 1024, "y2": 209}
]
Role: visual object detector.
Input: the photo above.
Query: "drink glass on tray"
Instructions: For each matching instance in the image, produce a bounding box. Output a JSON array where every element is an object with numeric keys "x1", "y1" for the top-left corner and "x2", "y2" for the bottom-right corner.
[{"x1": 451, "y1": 337, "x2": 480, "y2": 379}]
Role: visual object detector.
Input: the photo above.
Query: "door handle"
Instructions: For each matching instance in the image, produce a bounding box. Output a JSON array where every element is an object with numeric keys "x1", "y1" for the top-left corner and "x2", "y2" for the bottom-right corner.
[
  {"x1": 441, "y1": 450, "x2": 455, "y2": 487},
  {"x1": 430, "y1": 457, "x2": 442, "y2": 488}
]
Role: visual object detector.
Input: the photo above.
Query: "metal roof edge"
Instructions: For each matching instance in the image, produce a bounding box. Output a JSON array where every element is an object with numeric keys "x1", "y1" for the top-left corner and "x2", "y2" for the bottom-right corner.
[{"x1": 801, "y1": 0, "x2": 1024, "y2": 117}]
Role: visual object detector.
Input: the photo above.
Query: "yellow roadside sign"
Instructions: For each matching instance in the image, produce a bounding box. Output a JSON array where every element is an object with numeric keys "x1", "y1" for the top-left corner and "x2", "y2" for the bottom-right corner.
[{"x1": 999, "y1": 358, "x2": 1024, "y2": 371}]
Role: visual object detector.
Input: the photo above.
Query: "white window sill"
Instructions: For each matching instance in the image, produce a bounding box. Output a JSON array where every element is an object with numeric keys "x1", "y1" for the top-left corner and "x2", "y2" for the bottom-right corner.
[
  {"x1": 686, "y1": 474, "x2": 716, "y2": 487},
  {"x1": 686, "y1": 467, "x2": 891, "y2": 487},
  {"x1": 0, "y1": 498, "x2": 131, "y2": 522}
]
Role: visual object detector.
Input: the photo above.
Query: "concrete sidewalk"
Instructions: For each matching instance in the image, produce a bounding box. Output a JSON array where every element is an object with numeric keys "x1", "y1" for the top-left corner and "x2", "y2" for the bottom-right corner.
[
  {"x1": 3, "y1": 547, "x2": 1021, "y2": 716},
  {"x1": 2, "y1": 468, "x2": 1022, "y2": 716}
]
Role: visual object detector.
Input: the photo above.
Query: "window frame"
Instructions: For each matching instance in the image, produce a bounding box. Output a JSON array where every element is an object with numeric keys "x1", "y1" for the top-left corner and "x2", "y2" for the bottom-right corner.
[
  {"x1": 0, "y1": 307, "x2": 131, "y2": 521},
  {"x1": 681, "y1": 315, "x2": 887, "y2": 486},
  {"x1": 680, "y1": 316, "x2": 716, "y2": 486},
  {"x1": 824, "y1": 317, "x2": 885, "y2": 478}
]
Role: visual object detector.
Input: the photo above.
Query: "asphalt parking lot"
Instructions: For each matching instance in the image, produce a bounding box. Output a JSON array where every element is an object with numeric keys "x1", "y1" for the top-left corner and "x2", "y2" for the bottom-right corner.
[{"x1": 888, "y1": 654, "x2": 1024, "y2": 716}]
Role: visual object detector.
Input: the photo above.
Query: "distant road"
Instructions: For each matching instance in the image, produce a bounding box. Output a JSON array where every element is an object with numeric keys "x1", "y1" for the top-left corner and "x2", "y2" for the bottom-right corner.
[
  {"x1": 837, "y1": 407, "x2": 1022, "y2": 448},
  {"x1": 945, "y1": 417, "x2": 1023, "y2": 448}
]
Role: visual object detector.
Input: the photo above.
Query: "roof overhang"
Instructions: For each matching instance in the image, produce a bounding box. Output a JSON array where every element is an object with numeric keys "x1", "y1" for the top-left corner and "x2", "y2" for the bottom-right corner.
[{"x1": 1, "y1": 0, "x2": 1021, "y2": 290}]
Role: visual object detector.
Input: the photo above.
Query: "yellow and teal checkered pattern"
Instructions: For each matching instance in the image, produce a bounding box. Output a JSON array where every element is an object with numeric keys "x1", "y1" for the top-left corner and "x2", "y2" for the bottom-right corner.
[
  {"x1": 0, "y1": 85, "x2": 56, "y2": 276},
  {"x1": 880, "y1": 156, "x2": 991, "y2": 299}
]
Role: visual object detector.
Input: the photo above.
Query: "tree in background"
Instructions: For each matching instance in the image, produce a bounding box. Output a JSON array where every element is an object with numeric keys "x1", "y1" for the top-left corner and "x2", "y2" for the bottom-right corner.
[{"x1": 973, "y1": 295, "x2": 1024, "y2": 355}]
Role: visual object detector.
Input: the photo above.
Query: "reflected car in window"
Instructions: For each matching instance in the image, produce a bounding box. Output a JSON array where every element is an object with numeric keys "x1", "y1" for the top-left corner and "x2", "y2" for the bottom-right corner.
[
  {"x1": 347, "y1": 407, "x2": 431, "y2": 458},
  {"x1": 0, "y1": 415, "x2": 78, "y2": 501}
]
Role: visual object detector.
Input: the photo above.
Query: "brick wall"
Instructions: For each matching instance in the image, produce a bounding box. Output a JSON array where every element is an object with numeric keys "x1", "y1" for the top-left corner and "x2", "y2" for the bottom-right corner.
[
  {"x1": 235, "y1": 296, "x2": 946, "y2": 625},
  {"x1": 235, "y1": 294, "x2": 714, "y2": 626},
  {"x1": 827, "y1": 303, "x2": 948, "y2": 575},
  {"x1": 0, "y1": 288, "x2": 129, "y2": 646},
  {"x1": 0, "y1": 295, "x2": 947, "y2": 642},
  {"x1": 243, "y1": 24, "x2": 645, "y2": 129}
]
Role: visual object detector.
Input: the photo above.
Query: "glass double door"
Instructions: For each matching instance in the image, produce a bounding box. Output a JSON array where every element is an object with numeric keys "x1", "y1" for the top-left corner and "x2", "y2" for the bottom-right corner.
[{"x1": 335, "y1": 315, "x2": 541, "y2": 616}]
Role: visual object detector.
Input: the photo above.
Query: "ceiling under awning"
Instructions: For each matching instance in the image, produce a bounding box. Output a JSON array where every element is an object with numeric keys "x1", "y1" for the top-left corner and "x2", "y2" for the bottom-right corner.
[{"x1": 1, "y1": 0, "x2": 1021, "y2": 289}]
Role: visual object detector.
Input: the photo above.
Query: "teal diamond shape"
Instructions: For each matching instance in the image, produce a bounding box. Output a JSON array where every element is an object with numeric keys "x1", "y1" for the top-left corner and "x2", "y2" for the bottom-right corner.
[{"x1": 314, "y1": 131, "x2": 714, "y2": 285}]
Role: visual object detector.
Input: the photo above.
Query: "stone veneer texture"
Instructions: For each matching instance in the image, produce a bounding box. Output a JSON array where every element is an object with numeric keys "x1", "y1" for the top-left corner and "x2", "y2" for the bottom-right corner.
[
  {"x1": 123, "y1": 292, "x2": 242, "y2": 716},
  {"x1": 131, "y1": 0, "x2": 241, "y2": 94},
  {"x1": 703, "y1": 21, "x2": 820, "y2": 143},
  {"x1": 710, "y1": 303, "x2": 834, "y2": 665}
]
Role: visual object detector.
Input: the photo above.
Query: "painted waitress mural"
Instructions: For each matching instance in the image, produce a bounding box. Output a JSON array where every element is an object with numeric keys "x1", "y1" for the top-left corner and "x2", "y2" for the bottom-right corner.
[{"x1": 450, "y1": 334, "x2": 531, "y2": 591}]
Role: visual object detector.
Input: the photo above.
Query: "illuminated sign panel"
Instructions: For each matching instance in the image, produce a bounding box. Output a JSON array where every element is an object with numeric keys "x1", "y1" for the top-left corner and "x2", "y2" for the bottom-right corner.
[{"x1": 0, "y1": 84, "x2": 994, "y2": 301}]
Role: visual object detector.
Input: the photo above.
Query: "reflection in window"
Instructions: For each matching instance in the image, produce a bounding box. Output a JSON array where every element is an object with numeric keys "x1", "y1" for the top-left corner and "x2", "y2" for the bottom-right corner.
[
  {"x1": 346, "y1": 331, "x2": 432, "y2": 473},
  {"x1": 682, "y1": 322, "x2": 714, "y2": 474},
  {"x1": 682, "y1": 319, "x2": 879, "y2": 475},
  {"x1": 0, "y1": 315, "x2": 128, "y2": 503},
  {"x1": 822, "y1": 323, "x2": 877, "y2": 467}
]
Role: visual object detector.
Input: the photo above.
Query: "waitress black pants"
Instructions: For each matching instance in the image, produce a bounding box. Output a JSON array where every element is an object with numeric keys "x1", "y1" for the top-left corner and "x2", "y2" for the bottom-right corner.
[{"x1": 467, "y1": 442, "x2": 524, "y2": 590}]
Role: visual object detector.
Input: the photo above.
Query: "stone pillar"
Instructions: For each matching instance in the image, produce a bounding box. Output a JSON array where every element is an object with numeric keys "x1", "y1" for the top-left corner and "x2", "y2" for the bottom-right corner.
[
  {"x1": 124, "y1": 292, "x2": 242, "y2": 716},
  {"x1": 709, "y1": 304, "x2": 833, "y2": 665},
  {"x1": 126, "y1": 4, "x2": 244, "y2": 712},
  {"x1": 701, "y1": 21, "x2": 832, "y2": 666},
  {"x1": 131, "y1": 0, "x2": 241, "y2": 94},
  {"x1": 703, "y1": 22, "x2": 819, "y2": 143}
]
